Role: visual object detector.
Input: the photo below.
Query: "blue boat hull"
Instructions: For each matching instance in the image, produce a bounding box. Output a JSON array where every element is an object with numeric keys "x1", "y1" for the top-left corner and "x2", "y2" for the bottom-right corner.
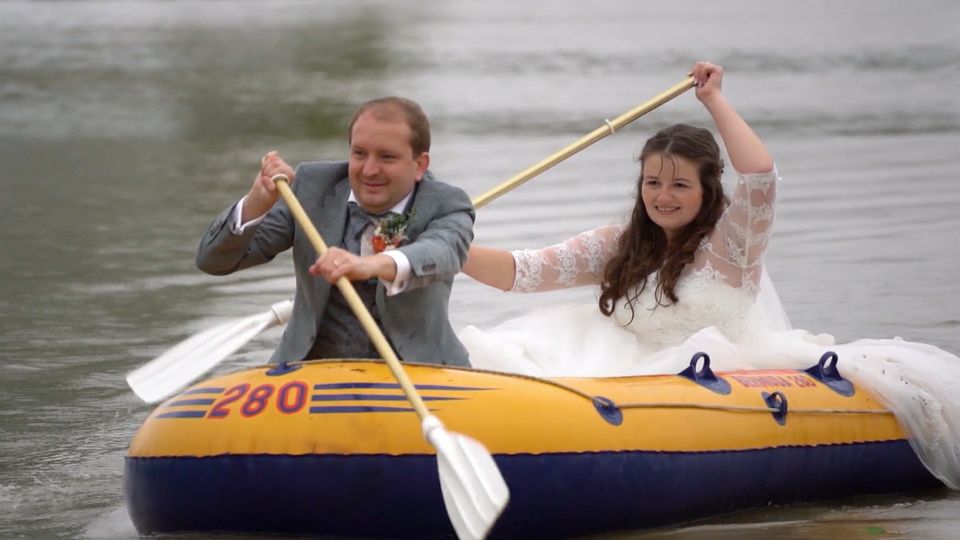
[{"x1": 125, "y1": 440, "x2": 940, "y2": 539}]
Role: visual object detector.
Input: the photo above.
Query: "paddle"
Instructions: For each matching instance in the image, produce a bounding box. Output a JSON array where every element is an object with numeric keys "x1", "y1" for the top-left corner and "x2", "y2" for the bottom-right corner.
[
  {"x1": 273, "y1": 176, "x2": 508, "y2": 540},
  {"x1": 127, "y1": 300, "x2": 293, "y2": 403},
  {"x1": 472, "y1": 76, "x2": 695, "y2": 208},
  {"x1": 125, "y1": 76, "x2": 695, "y2": 404}
]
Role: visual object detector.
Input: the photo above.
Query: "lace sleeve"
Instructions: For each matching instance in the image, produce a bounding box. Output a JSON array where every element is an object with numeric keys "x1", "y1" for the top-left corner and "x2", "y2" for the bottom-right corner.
[
  {"x1": 699, "y1": 165, "x2": 780, "y2": 292},
  {"x1": 510, "y1": 224, "x2": 623, "y2": 292}
]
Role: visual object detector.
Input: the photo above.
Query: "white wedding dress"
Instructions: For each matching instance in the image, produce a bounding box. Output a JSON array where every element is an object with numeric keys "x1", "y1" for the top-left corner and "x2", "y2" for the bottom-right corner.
[{"x1": 459, "y1": 167, "x2": 960, "y2": 490}]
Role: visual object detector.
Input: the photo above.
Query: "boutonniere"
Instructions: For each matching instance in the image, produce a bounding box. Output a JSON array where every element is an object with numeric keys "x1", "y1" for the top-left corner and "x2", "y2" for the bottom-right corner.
[{"x1": 372, "y1": 212, "x2": 413, "y2": 253}]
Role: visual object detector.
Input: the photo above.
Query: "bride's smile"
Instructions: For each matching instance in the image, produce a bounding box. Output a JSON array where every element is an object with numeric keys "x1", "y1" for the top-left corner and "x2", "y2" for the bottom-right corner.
[{"x1": 640, "y1": 153, "x2": 704, "y2": 239}]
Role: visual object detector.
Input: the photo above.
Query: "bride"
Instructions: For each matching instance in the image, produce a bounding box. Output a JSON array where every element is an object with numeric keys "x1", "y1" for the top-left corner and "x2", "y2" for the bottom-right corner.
[{"x1": 458, "y1": 61, "x2": 960, "y2": 490}]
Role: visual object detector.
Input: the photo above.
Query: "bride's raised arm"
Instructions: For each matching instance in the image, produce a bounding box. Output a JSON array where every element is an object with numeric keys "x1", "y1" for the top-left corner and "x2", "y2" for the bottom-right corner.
[
  {"x1": 463, "y1": 224, "x2": 623, "y2": 292},
  {"x1": 692, "y1": 61, "x2": 779, "y2": 291},
  {"x1": 691, "y1": 61, "x2": 774, "y2": 175}
]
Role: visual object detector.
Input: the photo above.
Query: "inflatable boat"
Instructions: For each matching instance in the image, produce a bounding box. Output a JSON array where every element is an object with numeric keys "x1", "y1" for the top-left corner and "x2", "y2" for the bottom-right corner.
[{"x1": 124, "y1": 352, "x2": 942, "y2": 538}]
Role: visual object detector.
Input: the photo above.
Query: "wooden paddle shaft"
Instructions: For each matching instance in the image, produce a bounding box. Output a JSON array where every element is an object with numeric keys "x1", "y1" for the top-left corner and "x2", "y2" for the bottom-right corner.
[
  {"x1": 471, "y1": 76, "x2": 696, "y2": 209},
  {"x1": 273, "y1": 177, "x2": 431, "y2": 421}
]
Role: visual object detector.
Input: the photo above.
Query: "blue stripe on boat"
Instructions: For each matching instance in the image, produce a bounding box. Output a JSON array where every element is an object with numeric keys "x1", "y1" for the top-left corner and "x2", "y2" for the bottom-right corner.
[
  {"x1": 124, "y1": 440, "x2": 942, "y2": 539},
  {"x1": 312, "y1": 382, "x2": 489, "y2": 391},
  {"x1": 180, "y1": 387, "x2": 225, "y2": 395},
  {"x1": 308, "y1": 405, "x2": 416, "y2": 414},
  {"x1": 165, "y1": 399, "x2": 215, "y2": 407},
  {"x1": 154, "y1": 411, "x2": 207, "y2": 419},
  {"x1": 310, "y1": 394, "x2": 459, "y2": 402}
]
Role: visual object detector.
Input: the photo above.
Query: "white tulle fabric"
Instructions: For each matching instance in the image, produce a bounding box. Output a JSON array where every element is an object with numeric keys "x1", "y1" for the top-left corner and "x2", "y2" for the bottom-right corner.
[{"x1": 459, "y1": 167, "x2": 960, "y2": 490}]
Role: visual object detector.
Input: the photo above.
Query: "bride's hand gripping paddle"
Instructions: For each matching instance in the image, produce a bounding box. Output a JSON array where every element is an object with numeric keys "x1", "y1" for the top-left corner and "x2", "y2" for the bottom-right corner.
[{"x1": 272, "y1": 175, "x2": 508, "y2": 540}]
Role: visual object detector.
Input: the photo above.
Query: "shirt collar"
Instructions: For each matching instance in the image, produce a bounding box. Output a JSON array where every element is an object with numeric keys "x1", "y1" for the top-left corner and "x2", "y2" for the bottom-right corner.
[{"x1": 347, "y1": 189, "x2": 413, "y2": 215}]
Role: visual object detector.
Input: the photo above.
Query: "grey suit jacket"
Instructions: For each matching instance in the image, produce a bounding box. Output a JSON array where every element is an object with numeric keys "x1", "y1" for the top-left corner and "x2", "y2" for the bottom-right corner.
[{"x1": 196, "y1": 161, "x2": 474, "y2": 366}]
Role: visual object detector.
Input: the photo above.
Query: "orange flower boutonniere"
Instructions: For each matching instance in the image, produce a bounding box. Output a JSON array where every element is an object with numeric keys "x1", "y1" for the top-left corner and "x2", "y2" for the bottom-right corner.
[{"x1": 372, "y1": 212, "x2": 412, "y2": 254}]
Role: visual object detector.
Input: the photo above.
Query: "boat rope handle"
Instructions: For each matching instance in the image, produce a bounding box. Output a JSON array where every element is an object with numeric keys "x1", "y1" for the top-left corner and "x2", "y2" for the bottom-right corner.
[
  {"x1": 287, "y1": 360, "x2": 894, "y2": 417},
  {"x1": 613, "y1": 401, "x2": 891, "y2": 415},
  {"x1": 461, "y1": 365, "x2": 894, "y2": 416}
]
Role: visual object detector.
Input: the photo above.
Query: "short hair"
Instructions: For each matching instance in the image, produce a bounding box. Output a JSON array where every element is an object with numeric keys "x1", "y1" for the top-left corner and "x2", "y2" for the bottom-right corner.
[{"x1": 348, "y1": 97, "x2": 431, "y2": 156}]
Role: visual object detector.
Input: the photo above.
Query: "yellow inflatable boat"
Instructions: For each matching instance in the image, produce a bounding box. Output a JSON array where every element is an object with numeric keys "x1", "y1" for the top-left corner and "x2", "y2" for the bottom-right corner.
[{"x1": 125, "y1": 352, "x2": 941, "y2": 538}]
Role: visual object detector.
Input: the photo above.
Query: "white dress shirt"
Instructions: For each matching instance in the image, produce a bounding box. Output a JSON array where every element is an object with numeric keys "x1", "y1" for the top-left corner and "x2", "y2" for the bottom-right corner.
[{"x1": 229, "y1": 191, "x2": 412, "y2": 295}]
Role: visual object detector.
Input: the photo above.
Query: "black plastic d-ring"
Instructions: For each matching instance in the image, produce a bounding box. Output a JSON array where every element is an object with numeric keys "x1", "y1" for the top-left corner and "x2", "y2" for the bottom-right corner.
[
  {"x1": 762, "y1": 391, "x2": 789, "y2": 425},
  {"x1": 592, "y1": 396, "x2": 623, "y2": 426},
  {"x1": 266, "y1": 361, "x2": 302, "y2": 376},
  {"x1": 678, "y1": 352, "x2": 732, "y2": 395},
  {"x1": 804, "y1": 351, "x2": 855, "y2": 397}
]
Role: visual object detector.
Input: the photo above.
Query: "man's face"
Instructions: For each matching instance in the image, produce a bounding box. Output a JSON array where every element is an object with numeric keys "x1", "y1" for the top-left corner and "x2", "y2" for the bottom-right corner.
[{"x1": 348, "y1": 111, "x2": 429, "y2": 215}]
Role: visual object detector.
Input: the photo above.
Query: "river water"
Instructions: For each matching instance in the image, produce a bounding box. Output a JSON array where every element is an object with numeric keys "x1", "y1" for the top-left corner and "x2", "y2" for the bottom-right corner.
[{"x1": 1, "y1": 1, "x2": 958, "y2": 538}]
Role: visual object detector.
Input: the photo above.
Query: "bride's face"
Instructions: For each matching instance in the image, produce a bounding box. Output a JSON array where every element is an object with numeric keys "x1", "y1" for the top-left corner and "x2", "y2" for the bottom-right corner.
[{"x1": 640, "y1": 153, "x2": 703, "y2": 240}]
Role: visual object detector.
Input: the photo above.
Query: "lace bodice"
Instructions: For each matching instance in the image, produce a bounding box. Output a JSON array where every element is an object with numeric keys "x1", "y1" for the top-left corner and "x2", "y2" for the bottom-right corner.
[{"x1": 511, "y1": 167, "x2": 779, "y2": 345}]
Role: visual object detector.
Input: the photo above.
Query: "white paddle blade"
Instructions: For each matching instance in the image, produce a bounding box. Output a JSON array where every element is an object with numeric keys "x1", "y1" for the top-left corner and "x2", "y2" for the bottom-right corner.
[
  {"x1": 423, "y1": 416, "x2": 509, "y2": 540},
  {"x1": 126, "y1": 300, "x2": 293, "y2": 404}
]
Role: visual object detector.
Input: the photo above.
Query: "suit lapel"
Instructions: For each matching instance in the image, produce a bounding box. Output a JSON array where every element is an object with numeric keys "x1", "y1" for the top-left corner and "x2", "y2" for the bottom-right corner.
[
  {"x1": 406, "y1": 174, "x2": 432, "y2": 237},
  {"x1": 319, "y1": 179, "x2": 351, "y2": 250}
]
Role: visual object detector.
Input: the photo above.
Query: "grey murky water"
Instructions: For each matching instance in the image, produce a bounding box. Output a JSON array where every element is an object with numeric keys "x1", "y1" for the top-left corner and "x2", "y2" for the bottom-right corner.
[{"x1": 1, "y1": 0, "x2": 959, "y2": 538}]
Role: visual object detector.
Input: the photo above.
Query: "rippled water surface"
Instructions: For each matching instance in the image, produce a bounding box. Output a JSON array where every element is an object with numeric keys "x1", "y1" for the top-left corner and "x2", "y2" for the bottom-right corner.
[{"x1": 1, "y1": 1, "x2": 958, "y2": 538}]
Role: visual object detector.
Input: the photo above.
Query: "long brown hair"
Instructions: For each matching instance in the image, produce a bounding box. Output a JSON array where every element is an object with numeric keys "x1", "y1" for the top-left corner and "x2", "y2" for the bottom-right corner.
[{"x1": 598, "y1": 124, "x2": 727, "y2": 321}]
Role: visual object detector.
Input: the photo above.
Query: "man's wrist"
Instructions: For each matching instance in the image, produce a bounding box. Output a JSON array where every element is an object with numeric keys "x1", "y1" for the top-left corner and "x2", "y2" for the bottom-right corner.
[
  {"x1": 372, "y1": 254, "x2": 398, "y2": 280},
  {"x1": 241, "y1": 189, "x2": 274, "y2": 223},
  {"x1": 378, "y1": 250, "x2": 410, "y2": 295}
]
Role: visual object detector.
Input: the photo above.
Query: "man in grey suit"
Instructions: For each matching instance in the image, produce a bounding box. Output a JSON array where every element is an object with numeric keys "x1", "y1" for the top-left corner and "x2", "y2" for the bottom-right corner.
[{"x1": 196, "y1": 97, "x2": 473, "y2": 367}]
